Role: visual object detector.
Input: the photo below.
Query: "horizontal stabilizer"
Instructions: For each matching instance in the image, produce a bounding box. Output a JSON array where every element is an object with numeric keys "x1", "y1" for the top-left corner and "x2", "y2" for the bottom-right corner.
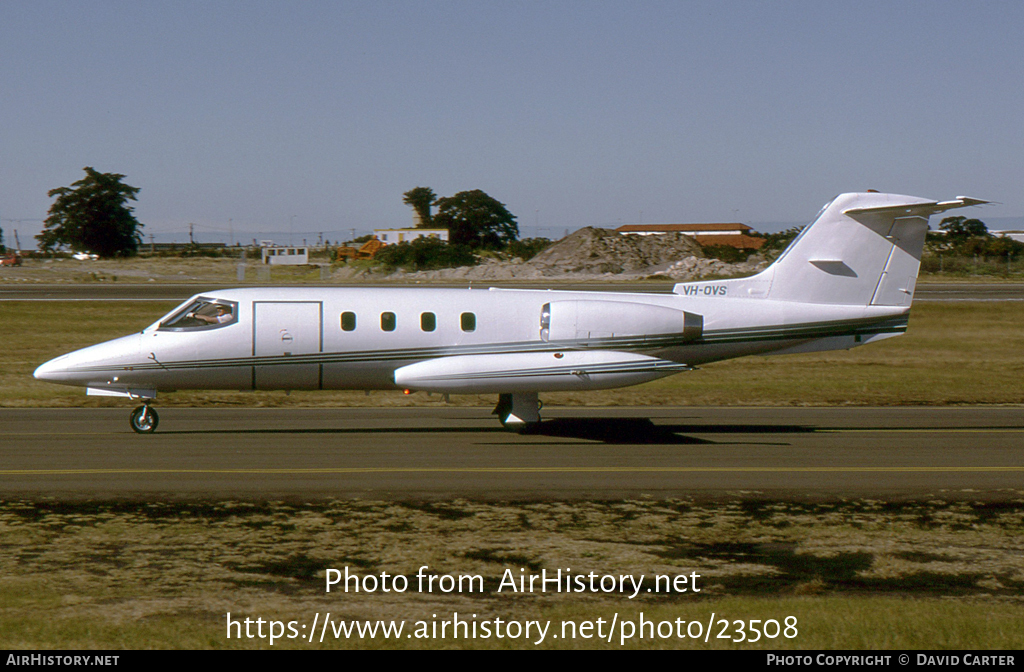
[{"x1": 843, "y1": 196, "x2": 989, "y2": 218}]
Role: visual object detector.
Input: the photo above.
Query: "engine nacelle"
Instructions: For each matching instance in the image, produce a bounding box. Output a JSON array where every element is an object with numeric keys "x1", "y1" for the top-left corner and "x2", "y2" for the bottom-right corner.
[
  {"x1": 540, "y1": 300, "x2": 702, "y2": 343},
  {"x1": 394, "y1": 350, "x2": 692, "y2": 394}
]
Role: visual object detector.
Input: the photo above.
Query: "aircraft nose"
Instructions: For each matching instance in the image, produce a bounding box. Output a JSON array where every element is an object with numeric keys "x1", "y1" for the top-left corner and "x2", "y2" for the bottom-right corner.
[
  {"x1": 34, "y1": 354, "x2": 71, "y2": 382},
  {"x1": 34, "y1": 333, "x2": 144, "y2": 387}
]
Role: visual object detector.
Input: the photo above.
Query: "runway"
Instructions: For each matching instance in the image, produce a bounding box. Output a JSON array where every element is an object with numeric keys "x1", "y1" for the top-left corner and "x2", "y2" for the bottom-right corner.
[
  {"x1": 2, "y1": 407, "x2": 1022, "y2": 500},
  {"x1": 2, "y1": 282, "x2": 1023, "y2": 301}
]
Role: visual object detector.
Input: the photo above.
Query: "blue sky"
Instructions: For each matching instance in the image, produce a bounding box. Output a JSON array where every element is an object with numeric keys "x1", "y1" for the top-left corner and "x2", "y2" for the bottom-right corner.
[{"x1": 1, "y1": 1, "x2": 1021, "y2": 245}]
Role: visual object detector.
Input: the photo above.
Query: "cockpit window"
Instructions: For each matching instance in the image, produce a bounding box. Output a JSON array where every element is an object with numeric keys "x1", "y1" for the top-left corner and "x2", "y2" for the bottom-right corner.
[{"x1": 159, "y1": 299, "x2": 238, "y2": 331}]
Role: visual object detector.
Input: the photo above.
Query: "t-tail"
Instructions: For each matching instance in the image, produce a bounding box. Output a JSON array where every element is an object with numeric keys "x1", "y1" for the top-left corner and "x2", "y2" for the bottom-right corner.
[{"x1": 675, "y1": 192, "x2": 988, "y2": 306}]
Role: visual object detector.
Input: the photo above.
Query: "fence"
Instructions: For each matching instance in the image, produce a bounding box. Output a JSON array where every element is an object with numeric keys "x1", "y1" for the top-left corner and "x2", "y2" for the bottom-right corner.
[{"x1": 920, "y1": 254, "x2": 1021, "y2": 277}]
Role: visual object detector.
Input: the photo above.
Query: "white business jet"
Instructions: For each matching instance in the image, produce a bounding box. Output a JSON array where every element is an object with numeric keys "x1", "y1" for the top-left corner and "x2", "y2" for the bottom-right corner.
[{"x1": 34, "y1": 191, "x2": 985, "y2": 433}]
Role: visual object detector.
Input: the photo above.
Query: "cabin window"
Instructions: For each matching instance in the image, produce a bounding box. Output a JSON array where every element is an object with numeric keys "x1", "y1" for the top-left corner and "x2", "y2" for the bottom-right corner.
[
  {"x1": 159, "y1": 298, "x2": 238, "y2": 331},
  {"x1": 381, "y1": 312, "x2": 396, "y2": 332},
  {"x1": 341, "y1": 312, "x2": 356, "y2": 331},
  {"x1": 420, "y1": 312, "x2": 436, "y2": 332},
  {"x1": 460, "y1": 312, "x2": 476, "y2": 332}
]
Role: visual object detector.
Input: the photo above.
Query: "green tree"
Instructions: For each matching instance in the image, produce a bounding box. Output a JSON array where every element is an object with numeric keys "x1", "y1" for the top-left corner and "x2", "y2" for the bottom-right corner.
[
  {"x1": 38, "y1": 167, "x2": 143, "y2": 257},
  {"x1": 939, "y1": 216, "x2": 988, "y2": 241},
  {"x1": 433, "y1": 189, "x2": 518, "y2": 250},
  {"x1": 375, "y1": 236, "x2": 476, "y2": 271},
  {"x1": 506, "y1": 237, "x2": 551, "y2": 260},
  {"x1": 402, "y1": 186, "x2": 437, "y2": 227},
  {"x1": 753, "y1": 226, "x2": 803, "y2": 261},
  {"x1": 981, "y1": 235, "x2": 1024, "y2": 260}
]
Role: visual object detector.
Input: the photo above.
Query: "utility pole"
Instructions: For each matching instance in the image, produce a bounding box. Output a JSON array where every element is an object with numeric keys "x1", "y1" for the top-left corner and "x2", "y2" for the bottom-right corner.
[{"x1": 0, "y1": 218, "x2": 42, "y2": 253}]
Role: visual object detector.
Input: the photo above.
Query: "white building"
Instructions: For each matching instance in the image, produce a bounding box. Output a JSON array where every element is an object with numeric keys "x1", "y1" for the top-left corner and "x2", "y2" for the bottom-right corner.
[
  {"x1": 373, "y1": 228, "x2": 449, "y2": 245},
  {"x1": 261, "y1": 245, "x2": 309, "y2": 265},
  {"x1": 991, "y1": 230, "x2": 1024, "y2": 243},
  {"x1": 615, "y1": 223, "x2": 765, "y2": 250}
]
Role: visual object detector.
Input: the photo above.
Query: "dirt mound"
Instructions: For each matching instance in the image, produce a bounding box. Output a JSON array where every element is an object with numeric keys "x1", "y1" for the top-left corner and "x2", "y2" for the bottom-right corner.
[
  {"x1": 524, "y1": 227, "x2": 703, "y2": 275},
  {"x1": 379, "y1": 227, "x2": 767, "y2": 282}
]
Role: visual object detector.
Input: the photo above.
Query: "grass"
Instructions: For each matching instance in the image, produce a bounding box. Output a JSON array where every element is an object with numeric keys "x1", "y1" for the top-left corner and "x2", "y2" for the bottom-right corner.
[
  {"x1": 2, "y1": 499, "x2": 1024, "y2": 649},
  {"x1": 920, "y1": 254, "x2": 1024, "y2": 278},
  {"x1": 3, "y1": 297, "x2": 1023, "y2": 649},
  {"x1": 3, "y1": 300, "x2": 1023, "y2": 407},
  {"x1": 4, "y1": 596, "x2": 1023, "y2": 649},
  {"x1": 632, "y1": 300, "x2": 1024, "y2": 407}
]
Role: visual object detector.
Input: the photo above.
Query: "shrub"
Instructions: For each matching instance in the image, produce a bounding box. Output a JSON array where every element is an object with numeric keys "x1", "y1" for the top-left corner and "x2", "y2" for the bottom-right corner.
[
  {"x1": 700, "y1": 244, "x2": 756, "y2": 263},
  {"x1": 375, "y1": 237, "x2": 477, "y2": 271},
  {"x1": 506, "y1": 237, "x2": 552, "y2": 260}
]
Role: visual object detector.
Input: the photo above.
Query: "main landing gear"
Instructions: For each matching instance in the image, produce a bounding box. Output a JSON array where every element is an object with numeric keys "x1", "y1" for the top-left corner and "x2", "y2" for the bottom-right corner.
[
  {"x1": 494, "y1": 392, "x2": 541, "y2": 432},
  {"x1": 129, "y1": 404, "x2": 159, "y2": 434}
]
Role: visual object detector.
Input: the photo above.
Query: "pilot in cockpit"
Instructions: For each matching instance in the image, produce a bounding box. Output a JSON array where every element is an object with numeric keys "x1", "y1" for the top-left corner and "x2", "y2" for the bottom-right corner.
[
  {"x1": 161, "y1": 299, "x2": 237, "y2": 329},
  {"x1": 189, "y1": 303, "x2": 234, "y2": 325}
]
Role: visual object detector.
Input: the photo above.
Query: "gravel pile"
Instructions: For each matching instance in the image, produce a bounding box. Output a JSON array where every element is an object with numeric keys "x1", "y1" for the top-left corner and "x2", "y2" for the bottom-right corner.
[{"x1": 377, "y1": 227, "x2": 767, "y2": 282}]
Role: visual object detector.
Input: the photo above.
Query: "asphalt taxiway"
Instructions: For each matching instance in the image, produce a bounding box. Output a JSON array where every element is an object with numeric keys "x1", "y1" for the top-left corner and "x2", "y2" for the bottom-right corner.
[{"x1": 2, "y1": 406, "x2": 1022, "y2": 501}]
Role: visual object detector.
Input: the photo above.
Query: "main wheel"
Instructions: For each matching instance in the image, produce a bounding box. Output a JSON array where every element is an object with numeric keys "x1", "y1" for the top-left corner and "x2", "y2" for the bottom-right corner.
[
  {"x1": 129, "y1": 405, "x2": 159, "y2": 434},
  {"x1": 494, "y1": 392, "x2": 541, "y2": 432}
]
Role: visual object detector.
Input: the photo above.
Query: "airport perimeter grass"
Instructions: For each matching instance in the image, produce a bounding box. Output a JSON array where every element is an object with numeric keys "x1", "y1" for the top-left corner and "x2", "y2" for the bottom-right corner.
[
  {"x1": 3, "y1": 499, "x2": 1024, "y2": 649},
  {"x1": 4, "y1": 595, "x2": 1022, "y2": 649},
  {"x1": 2, "y1": 299, "x2": 1022, "y2": 408},
  {"x1": 3, "y1": 299, "x2": 1024, "y2": 649}
]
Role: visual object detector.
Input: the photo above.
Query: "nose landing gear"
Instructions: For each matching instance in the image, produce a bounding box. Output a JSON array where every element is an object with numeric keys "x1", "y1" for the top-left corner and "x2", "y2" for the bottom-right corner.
[{"x1": 129, "y1": 404, "x2": 160, "y2": 434}]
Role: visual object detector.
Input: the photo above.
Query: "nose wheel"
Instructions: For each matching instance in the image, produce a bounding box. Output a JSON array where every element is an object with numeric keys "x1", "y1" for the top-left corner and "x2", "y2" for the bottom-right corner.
[{"x1": 129, "y1": 404, "x2": 159, "y2": 434}]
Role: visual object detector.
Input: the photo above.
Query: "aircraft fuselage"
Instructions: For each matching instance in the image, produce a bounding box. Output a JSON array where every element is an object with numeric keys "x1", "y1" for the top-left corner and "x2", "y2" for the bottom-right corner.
[{"x1": 34, "y1": 284, "x2": 907, "y2": 396}]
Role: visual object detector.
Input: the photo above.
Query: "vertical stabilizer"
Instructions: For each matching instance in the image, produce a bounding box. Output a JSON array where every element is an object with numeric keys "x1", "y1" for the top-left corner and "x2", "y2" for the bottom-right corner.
[{"x1": 760, "y1": 192, "x2": 987, "y2": 305}]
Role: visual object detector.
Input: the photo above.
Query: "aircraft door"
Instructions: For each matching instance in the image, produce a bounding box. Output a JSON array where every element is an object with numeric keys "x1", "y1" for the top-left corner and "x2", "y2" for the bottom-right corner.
[{"x1": 253, "y1": 301, "x2": 323, "y2": 390}]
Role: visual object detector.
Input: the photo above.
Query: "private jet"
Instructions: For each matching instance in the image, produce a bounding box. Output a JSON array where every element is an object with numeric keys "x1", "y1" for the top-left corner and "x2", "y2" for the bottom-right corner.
[{"x1": 33, "y1": 191, "x2": 986, "y2": 433}]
